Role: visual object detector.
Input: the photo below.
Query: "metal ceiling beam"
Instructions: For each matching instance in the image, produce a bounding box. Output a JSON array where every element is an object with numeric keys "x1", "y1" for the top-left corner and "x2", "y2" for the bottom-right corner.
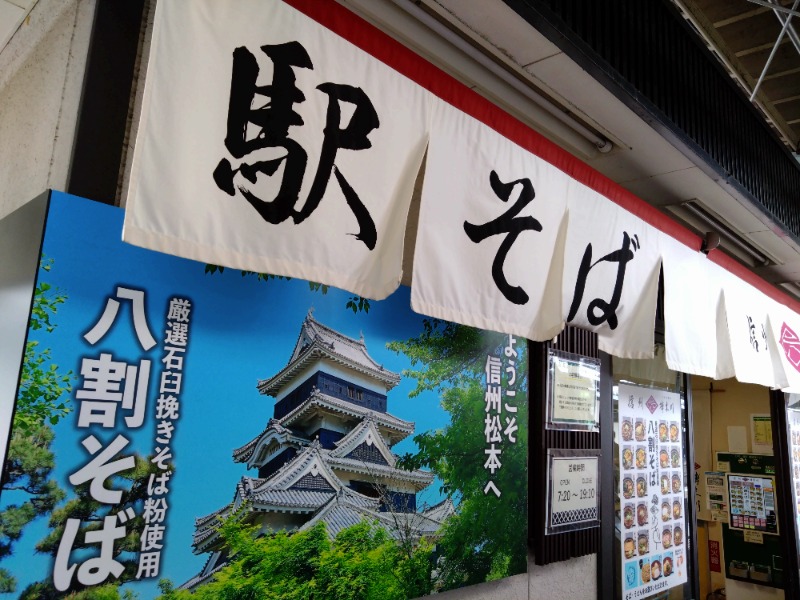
[
  {"x1": 672, "y1": 0, "x2": 798, "y2": 147},
  {"x1": 751, "y1": 0, "x2": 798, "y2": 102},
  {"x1": 768, "y1": 0, "x2": 800, "y2": 70},
  {"x1": 714, "y1": 7, "x2": 769, "y2": 28},
  {"x1": 746, "y1": 0, "x2": 800, "y2": 18}
]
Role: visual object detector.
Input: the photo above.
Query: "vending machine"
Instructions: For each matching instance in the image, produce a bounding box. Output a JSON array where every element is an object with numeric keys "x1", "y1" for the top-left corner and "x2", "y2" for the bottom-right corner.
[{"x1": 717, "y1": 452, "x2": 783, "y2": 589}]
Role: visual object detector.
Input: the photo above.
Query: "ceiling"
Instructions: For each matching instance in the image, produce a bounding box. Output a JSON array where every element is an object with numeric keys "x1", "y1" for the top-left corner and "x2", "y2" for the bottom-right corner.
[
  {"x1": 0, "y1": 0, "x2": 34, "y2": 54},
  {"x1": 674, "y1": 0, "x2": 800, "y2": 152}
]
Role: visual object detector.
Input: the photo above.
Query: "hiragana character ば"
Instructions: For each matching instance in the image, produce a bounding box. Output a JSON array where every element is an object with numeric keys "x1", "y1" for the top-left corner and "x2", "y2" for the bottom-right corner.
[
  {"x1": 567, "y1": 231, "x2": 639, "y2": 330},
  {"x1": 147, "y1": 471, "x2": 173, "y2": 496},
  {"x1": 53, "y1": 509, "x2": 133, "y2": 591}
]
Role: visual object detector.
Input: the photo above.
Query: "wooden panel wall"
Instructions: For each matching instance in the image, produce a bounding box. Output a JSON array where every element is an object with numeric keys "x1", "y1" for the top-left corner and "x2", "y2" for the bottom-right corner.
[{"x1": 530, "y1": 326, "x2": 601, "y2": 564}]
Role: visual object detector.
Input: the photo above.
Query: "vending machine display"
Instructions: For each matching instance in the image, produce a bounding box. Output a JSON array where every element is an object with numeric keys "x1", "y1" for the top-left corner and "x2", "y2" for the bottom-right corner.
[
  {"x1": 717, "y1": 453, "x2": 783, "y2": 589},
  {"x1": 727, "y1": 474, "x2": 778, "y2": 534}
]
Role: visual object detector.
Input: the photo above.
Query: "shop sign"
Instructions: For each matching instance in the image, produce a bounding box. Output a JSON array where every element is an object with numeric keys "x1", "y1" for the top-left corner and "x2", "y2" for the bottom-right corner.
[
  {"x1": 751, "y1": 414, "x2": 773, "y2": 454},
  {"x1": 546, "y1": 349, "x2": 600, "y2": 431},
  {"x1": 123, "y1": 0, "x2": 800, "y2": 388},
  {"x1": 618, "y1": 383, "x2": 688, "y2": 599},
  {"x1": 709, "y1": 540, "x2": 721, "y2": 573},
  {"x1": 546, "y1": 450, "x2": 600, "y2": 534},
  {"x1": 743, "y1": 530, "x2": 764, "y2": 544}
]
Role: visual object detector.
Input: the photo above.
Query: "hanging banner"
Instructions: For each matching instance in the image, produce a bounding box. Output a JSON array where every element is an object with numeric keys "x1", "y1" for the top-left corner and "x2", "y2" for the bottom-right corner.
[
  {"x1": 661, "y1": 236, "x2": 730, "y2": 379},
  {"x1": 767, "y1": 303, "x2": 800, "y2": 392},
  {"x1": 120, "y1": 0, "x2": 800, "y2": 378},
  {"x1": 722, "y1": 280, "x2": 787, "y2": 389},
  {"x1": 123, "y1": 0, "x2": 430, "y2": 300},
  {"x1": 618, "y1": 383, "x2": 688, "y2": 599},
  {"x1": 1, "y1": 191, "x2": 528, "y2": 598},
  {"x1": 411, "y1": 99, "x2": 567, "y2": 341},
  {"x1": 562, "y1": 192, "x2": 662, "y2": 359}
]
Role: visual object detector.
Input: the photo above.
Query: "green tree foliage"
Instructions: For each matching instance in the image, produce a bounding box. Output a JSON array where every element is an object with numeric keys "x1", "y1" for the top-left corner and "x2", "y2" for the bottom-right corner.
[
  {"x1": 389, "y1": 319, "x2": 528, "y2": 588},
  {"x1": 15, "y1": 260, "x2": 74, "y2": 433},
  {"x1": 157, "y1": 516, "x2": 432, "y2": 600},
  {"x1": 18, "y1": 581, "x2": 138, "y2": 600},
  {"x1": 0, "y1": 427, "x2": 66, "y2": 594},
  {"x1": 204, "y1": 264, "x2": 370, "y2": 314},
  {"x1": 22, "y1": 456, "x2": 161, "y2": 598},
  {"x1": 0, "y1": 260, "x2": 73, "y2": 593}
]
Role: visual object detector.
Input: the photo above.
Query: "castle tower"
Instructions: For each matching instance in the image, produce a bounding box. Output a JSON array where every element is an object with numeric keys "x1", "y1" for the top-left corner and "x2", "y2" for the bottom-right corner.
[{"x1": 182, "y1": 311, "x2": 451, "y2": 590}]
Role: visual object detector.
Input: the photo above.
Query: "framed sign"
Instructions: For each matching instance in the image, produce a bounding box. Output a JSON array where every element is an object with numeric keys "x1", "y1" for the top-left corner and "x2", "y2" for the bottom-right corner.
[
  {"x1": 618, "y1": 383, "x2": 688, "y2": 598},
  {"x1": 546, "y1": 349, "x2": 600, "y2": 431},
  {"x1": 546, "y1": 449, "x2": 600, "y2": 534}
]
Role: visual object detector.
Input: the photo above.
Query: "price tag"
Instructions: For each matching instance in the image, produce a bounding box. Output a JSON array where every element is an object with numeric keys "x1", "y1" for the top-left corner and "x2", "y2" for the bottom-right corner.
[{"x1": 547, "y1": 452, "x2": 600, "y2": 533}]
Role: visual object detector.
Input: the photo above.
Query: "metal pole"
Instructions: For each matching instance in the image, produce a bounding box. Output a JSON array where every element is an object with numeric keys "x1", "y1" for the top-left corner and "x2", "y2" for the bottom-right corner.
[
  {"x1": 746, "y1": 0, "x2": 800, "y2": 19},
  {"x1": 768, "y1": 0, "x2": 800, "y2": 60},
  {"x1": 751, "y1": 0, "x2": 800, "y2": 101}
]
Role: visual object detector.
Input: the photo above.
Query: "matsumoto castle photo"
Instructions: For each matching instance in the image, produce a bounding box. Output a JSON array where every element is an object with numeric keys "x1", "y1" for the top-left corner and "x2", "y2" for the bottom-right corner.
[{"x1": 181, "y1": 311, "x2": 453, "y2": 590}]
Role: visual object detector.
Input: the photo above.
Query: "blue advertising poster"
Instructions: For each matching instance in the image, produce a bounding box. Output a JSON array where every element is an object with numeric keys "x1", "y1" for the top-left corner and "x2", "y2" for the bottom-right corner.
[{"x1": 0, "y1": 192, "x2": 527, "y2": 599}]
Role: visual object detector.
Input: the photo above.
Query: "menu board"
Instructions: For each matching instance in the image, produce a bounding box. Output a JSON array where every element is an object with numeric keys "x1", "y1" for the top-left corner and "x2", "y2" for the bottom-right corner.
[
  {"x1": 727, "y1": 475, "x2": 777, "y2": 533},
  {"x1": 788, "y1": 408, "x2": 800, "y2": 533},
  {"x1": 618, "y1": 384, "x2": 688, "y2": 599}
]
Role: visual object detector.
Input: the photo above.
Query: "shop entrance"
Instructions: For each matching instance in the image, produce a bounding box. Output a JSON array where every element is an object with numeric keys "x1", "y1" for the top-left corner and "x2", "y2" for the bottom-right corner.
[
  {"x1": 610, "y1": 344, "x2": 698, "y2": 600},
  {"x1": 692, "y1": 379, "x2": 800, "y2": 600}
]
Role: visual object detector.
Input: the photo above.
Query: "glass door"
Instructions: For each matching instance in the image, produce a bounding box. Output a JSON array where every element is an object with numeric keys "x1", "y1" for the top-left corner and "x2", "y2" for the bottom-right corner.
[{"x1": 612, "y1": 344, "x2": 697, "y2": 600}]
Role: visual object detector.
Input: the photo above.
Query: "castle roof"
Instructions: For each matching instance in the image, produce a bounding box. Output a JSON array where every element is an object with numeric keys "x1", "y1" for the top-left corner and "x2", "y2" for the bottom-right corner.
[
  {"x1": 232, "y1": 418, "x2": 307, "y2": 466},
  {"x1": 178, "y1": 563, "x2": 225, "y2": 592},
  {"x1": 421, "y1": 498, "x2": 456, "y2": 522},
  {"x1": 298, "y1": 487, "x2": 445, "y2": 541},
  {"x1": 279, "y1": 389, "x2": 414, "y2": 445},
  {"x1": 327, "y1": 456, "x2": 433, "y2": 490},
  {"x1": 192, "y1": 437, "x2": 433, "y2": 552},
  {"x1": 257, "y1": 313, "x2": 401, "y2": 395},
  {"x1": 330, "y1": 415, "x2": 397, "y2": 466}
]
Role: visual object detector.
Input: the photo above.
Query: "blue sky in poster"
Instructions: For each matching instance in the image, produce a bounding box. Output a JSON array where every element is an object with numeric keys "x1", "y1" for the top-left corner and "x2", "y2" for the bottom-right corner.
[{"x1": 2, "y1": 192, "x2": 459, "y2": 598}]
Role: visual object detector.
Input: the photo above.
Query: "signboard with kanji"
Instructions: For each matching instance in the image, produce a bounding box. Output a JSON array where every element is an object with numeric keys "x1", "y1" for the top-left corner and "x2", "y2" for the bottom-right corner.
[{"x1": 0, "y1": 191, "x2": 528, "y2": 599}]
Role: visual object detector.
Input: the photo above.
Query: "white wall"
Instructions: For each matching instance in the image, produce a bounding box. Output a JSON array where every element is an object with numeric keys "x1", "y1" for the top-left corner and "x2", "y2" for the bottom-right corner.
[
  {"x1": 0, "y1": 0, "x2": 94, "y2": 219},
  {"x1": 0, "y1": 194, "x2": 48, "y2": 467}
]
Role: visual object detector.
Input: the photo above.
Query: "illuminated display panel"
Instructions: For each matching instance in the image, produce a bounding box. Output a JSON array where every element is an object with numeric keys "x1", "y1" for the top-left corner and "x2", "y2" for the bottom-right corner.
[{"x1": 727, "y1": 474, "x2": 779, "y2": 534}]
